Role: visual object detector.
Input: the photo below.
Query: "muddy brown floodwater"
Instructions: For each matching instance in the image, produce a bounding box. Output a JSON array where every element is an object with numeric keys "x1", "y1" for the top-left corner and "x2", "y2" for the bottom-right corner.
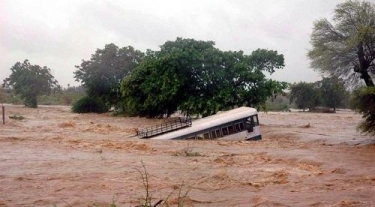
[{"x1": 0, "y1": 105, "x2": 374, "y2": 207}]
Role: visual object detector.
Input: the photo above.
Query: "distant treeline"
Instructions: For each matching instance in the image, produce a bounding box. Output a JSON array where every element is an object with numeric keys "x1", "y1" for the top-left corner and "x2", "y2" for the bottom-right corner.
[{"x1": 0, "y1": 86, "x2": 85, "y2": 106}]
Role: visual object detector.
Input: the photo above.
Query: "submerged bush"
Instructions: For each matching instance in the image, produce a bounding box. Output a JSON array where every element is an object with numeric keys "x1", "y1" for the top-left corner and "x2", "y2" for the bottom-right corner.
[
  {"x1": 72, "y1": 96, "x2": 108, "y2": 113},
  {"x1": 350, "y1": 87, "x2": 375, "y2": 136},
  {"x1": 9, "y1": 114, "x2": 25, "y2": 120}
]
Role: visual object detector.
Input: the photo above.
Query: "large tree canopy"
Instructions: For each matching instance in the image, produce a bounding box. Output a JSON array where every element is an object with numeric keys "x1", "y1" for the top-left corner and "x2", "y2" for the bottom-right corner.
[
  {"x1": 3, "y1": 60, "x2": 60, "y2": 108},
  {"x1": 289, "y1": 82, "x2": 320, "y2": 111},
  {"x1": 318, "y1": 77, "x2": 348, "y2": 112},
  {"x1": 308, "y1": 0, "x2": 375, "y2": 87},
  {"x1": 121, "y1": 38, "x2": 287, "y2": 117},
  {"x1": 290, "y1": 79, "x2": 349, "y2": 112},
  {"x1": 74, "y1": 43, "x2": 144, "y2": 108}
]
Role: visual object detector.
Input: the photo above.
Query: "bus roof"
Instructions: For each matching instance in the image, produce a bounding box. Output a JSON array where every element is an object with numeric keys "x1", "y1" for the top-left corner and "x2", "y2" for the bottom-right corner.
[{"x1": 151, "y1": 107, "x2": 257, "y2": 140}]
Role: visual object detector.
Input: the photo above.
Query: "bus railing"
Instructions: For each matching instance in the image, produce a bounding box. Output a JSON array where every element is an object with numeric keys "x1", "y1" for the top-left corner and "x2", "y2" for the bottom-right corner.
[{"x1": 138, "y1": 117, "x2": 192, "y2": 138}]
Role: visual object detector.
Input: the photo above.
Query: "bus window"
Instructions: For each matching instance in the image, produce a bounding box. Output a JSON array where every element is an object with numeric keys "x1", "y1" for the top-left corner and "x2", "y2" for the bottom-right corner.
[
  {"x1": 216, "y1": 129, "x2": 221, "y2": 137},
  {"x1": 253, "y1": 115, "x2": 259, "y2": 125},
  {"x1": 234, "y1": 123, "x2": 239, "y2": 132},
  {"x1": 222, "y1": 127, "x2": 229, "y2": 135},
  {"x1": 239, "y1": 122, "x2": 245, "y2": 131},
  {"x1": 228, "y1": 125, "x2": 234, "y2": 134},
  {"x1": 211, "y1": 130, "x2": 217, "y2": 139},
  {"x1": 246, "y1": 120, "x2": 254, "y2": 132}
]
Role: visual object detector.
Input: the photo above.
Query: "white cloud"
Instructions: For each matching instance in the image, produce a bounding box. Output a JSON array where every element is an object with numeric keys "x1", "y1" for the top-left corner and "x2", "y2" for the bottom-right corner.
[{"x1": 1, "y1": 0, "x2": 345, "y2": 87}]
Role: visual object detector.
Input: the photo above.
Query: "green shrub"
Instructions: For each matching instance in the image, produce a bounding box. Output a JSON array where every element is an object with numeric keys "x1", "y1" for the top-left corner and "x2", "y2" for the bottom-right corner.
[
  {"x1": 72, "y1": 96, "x2": 109, "y2": 113},
  {"x1": 350, "y1": 87, "x2": 375, "y2": 136}
]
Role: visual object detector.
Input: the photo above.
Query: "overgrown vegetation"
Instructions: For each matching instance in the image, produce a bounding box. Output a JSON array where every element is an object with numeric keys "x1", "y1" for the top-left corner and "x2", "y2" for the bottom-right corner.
[
  {"x1": 350, "y1": 87, "x2": 375, "y2": 136},
  {"x1": 308, "y1": 0, "x2": 375, "y2": 134},
  {"x1": 318, "y1": 77, "x2": 349, "y2": 112},
  {"x1": 308, "y1": 0, "x2": 375, "y2": 87},
  {"x1": 290, "y1": 82, "x2": 320, "y2": 111},
  {"x1": 289, "y1": 77, "x2": 349, "y2": 112},
  {"x1": 2, "y1": 60, "x2": 60, "y2": 108},
  {"x1": 8, "y1": 114, "x2": 25, "y2": 120},
  {"x1": 74, "y1": 43, "x2": 144, "y2": 111},
  {"x1": 71, "y1": 96, "x2": 109, "y2": 113},
  {"x1": 2, "y1": 38, "x2": 288, "y2": 116},
  {"x1": 121, "y1": 38, "x2": 287, "y2": 117}
]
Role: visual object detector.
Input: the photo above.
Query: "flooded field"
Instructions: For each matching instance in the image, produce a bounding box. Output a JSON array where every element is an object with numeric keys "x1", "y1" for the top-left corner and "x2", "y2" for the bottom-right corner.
[{"x1": 0, "y1": 105, "x2": 374, "y2": 207}]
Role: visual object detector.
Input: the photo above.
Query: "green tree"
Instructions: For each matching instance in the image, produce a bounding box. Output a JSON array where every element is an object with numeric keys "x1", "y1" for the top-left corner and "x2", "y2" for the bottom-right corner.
[
  {"x1": 2, "y1": 60, "x2": 60, "y2": 108},
  {"x1": 289, "y1": 82, "x2": 320, "y2": 111},
  {"x1": 121, "y1": 38, "x2": 287, "y2": 117},
  {"x1": 121, "y1": 39, "x2": 218, "y2": 117},
  {"x1": 308, "y1": 0, "x2": 375, "y2": 87},
  {"x1": 318, "y1": 77, "x2": 349, "y2": 111},
  {"x1": 74, "y1": 43, "x2": 144, "y2": 110}
]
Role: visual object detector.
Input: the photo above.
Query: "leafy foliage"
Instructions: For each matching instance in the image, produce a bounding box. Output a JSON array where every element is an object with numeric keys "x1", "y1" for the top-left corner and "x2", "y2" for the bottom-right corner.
[
  {"x1": 289, "y1": 82, "x2": 320, "y2": 111},
  {"x1": 74, "y1": 43, "x2": 144, "y2": 109},
  {"x1": 2, "y1": 60, "x2": 60, "y2": 108},
  {"x1": 317, "y1": 77, "x2": 349, "y2": 111},
  {"x1": 290, "y1": 79, "x2": 349, "y2": 112},
  {"x1": 121, "y1": 38, "x2": 287, "y2": 117},
  {"x1": 308, "y1": 0, "x2": 375, "y2": 87},
  {"x1": 308, "y1": 0, "x2": 375, "y2": 134},
  {"x1": 71, "y1": 96, "x2": 109, "y2": 113},
  {"x1": 350, "y1": 86, "x2": 375, "y2": 135}
]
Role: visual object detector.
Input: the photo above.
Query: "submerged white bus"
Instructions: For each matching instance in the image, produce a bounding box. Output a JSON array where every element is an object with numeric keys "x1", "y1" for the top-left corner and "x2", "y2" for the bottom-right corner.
[{"x1": 145, "y1": 107, "x2": 261, "y2": 140}]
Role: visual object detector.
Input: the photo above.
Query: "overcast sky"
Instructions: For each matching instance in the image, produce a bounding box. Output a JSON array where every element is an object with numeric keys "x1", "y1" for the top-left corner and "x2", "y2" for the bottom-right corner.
[{"x1": 1, "y1": 0, "x2": 348, "y2": 87}]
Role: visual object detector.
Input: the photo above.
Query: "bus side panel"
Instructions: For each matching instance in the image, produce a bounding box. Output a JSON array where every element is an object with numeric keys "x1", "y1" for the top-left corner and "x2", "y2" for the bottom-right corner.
[
  {"x1": 217, "y1": 131, "x2": 248, "y2": 140},
  {"x1": 246, "y1": 126, "x2": 262, "y2": 140}
]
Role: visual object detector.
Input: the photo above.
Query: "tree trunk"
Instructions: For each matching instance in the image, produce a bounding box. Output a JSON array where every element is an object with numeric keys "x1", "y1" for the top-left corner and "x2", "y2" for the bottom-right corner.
[
  {"x1": 361, "y1": 71, "x2": 374, "y2": 87},
  {"x1": 357, "y1": 43, "x2": 374, "y2": 87}
]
